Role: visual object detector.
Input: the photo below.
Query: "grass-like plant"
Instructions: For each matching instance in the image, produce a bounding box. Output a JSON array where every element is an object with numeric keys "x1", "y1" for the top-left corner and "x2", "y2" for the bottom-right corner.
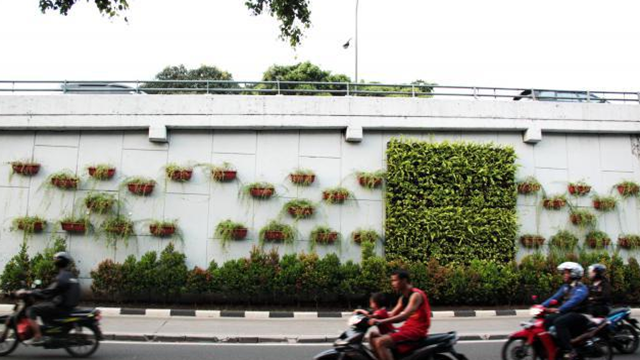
[{"x1": 215, "y1": 219, "x2": 248, "y2": 248}]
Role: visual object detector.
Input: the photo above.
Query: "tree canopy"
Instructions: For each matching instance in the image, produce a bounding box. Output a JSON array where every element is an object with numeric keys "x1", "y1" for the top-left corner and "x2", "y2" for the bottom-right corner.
[{"x1": 141, "y1": 65, "x2": 236, "y2": 94}]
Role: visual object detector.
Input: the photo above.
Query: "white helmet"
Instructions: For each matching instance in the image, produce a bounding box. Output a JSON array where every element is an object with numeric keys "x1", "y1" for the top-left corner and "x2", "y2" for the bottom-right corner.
[{"x1": 557, "y1": 262, "x2": 584, "y2": 279}]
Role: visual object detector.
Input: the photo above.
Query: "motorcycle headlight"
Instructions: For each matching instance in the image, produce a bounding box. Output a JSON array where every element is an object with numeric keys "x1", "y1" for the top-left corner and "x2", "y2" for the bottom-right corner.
[
  {"x1": 529, "y1": 306, "x2": 544, "y2": 317},
  {"x1": 348, "y1": 315, "x2": 363, "y2": 327}
]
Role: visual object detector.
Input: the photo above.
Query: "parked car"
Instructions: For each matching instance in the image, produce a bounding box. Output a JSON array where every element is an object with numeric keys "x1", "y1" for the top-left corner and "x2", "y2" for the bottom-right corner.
[
  {"x1": 60, "y1": 83, "x2": 144, "y2": 94},
  {"x1": 514, "y1": 89, "x2": 607, "y2": 103}
]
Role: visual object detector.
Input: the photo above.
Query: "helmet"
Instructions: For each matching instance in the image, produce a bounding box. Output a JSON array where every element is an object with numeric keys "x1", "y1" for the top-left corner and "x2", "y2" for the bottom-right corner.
[
  {"x1": 557, "y1": 262, "x2": 584, "y2": 279},
  {"x1": 53, "y1": 252, "x2": 73, "y2": 269},
  {"x1": 588, "y1": 264, "x2": 607, "y2": 278}
]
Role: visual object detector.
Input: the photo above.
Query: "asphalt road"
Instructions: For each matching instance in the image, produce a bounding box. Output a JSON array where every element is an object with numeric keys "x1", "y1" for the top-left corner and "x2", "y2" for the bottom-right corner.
[{"x1": 4, "y1": 341, "x2": 639, "y2": 360}]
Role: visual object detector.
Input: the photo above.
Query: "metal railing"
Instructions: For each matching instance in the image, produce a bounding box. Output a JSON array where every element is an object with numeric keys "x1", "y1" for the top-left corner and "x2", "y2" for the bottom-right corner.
[{"x1": 0, "y1": 80, "x2": 638, "y2": 104}]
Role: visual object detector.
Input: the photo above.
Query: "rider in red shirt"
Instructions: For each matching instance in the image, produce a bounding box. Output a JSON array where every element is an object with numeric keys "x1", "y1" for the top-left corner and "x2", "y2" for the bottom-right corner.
[{"x1": 370, "y1": 269, "x2": 432, "y2": 360}]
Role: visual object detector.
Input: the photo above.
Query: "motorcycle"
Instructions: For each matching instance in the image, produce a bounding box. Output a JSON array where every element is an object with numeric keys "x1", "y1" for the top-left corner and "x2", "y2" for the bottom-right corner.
[
  {"x1": 313, "y1": 314, "x2": 468, "y2": 360},
  {"x1": 0, "y1": 290, "x2": 102, "y2": 358},
  {"x1": 606, "y1": 306, "x2": 639, "y2": 354},
  {"x1": 501, "y1": 302, "x2": 612, "y2": 360}
]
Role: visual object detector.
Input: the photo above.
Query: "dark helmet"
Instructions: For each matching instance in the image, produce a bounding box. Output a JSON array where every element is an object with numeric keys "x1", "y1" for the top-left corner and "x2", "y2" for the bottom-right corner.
[
  {"x1": 588, "y1": 263, "x2": 607, "y2": 279},
  {"x1": 53, "y1": 252, "x2": 73, "y2": 269}
]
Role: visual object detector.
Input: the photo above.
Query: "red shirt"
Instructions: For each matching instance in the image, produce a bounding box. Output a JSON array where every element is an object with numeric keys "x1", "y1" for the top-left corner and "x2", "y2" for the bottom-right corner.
[
  {"x1": 401, "y1": 288, "x2": 431, "y2": 335},
  {"x1": 372, "y1": 308, "x2": 395, "y2": 334}
]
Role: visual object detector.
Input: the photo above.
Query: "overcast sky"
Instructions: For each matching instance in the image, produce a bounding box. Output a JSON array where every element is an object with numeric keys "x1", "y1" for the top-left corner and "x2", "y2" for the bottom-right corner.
[{"x1": 1, "y1": 0, "x2": 639, "y2": 91}]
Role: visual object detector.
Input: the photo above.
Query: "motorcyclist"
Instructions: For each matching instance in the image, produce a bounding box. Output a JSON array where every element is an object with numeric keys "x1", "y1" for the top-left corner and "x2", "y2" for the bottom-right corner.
[
  {"x1": 541, "y1": 262, "x2": 589, "y2": 360},
  {"x1": 585, "y1": 264, "x2": 611, "y2": 318},
  {"x1": 16, "y1": 252, "x2": 80, "y2": 346}
]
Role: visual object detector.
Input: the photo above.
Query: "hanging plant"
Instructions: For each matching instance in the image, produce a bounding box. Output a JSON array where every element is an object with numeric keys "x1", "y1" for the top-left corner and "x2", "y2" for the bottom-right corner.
[
  {"x1": 242, "y1": 182, "x2": 275, "y2": 200},
  {"x1": 616, "y1": 181, "x2": 640, "y2": 198},
  {"x1": 12, "y1": 216, "x2": 46, "y2": 234},
  {"x1": 351, "y1": 229, "x2": 379, "y2": 244},
  {"x1": 165, "y1": 164, "x2": 193, "y2": 182},
  {"x1": 542, "y1": 194, "x2": 567, "y2": 210},
  {"x1": 10, "y1": 161, "x2": 40, "y2": 176},
  {"x1": 125, "y1": 177, "x2": 156, "y2": 196},
  {"x1": 519, "y1": 234, "x2": 545, "y2": 249},
  {"x1": 47, "y1": 171, "x2": 80, "y2": 190},
  {"x1": 149, "y1": 220, "x2": 178, "y2": 237},
  {"x1": 516, "y1": 177, "x2": 541, "y2": 195},
  {"x1": 259, "y1": 220, "x2": 295, "y2": 245},
  {"x1": 60, "y1": 216, "x2": 91, "y2": 234},
  {"x1": 618, "y1": 234, "x2": 640, "y2": 250},
  {"x1": 357, "y1": 170, "x2": 385, "y2": 189},
  {"x1": 215, "y1": 220, "x2": 248, "y2": 248},
  {"x1": 592, "y1": 195, "x2": 617, "y2": 212},
  {"x1": 100, "y1": 215, "x2": 135, "y2": 246},
  {"x1": 289, "y1": 169, "x2": 316, "y2": 186},
  {"x1": 585, "y1": 230, "x2": 611, "y2": 249},
  {"x1": 322, "y1": 187, "x2": 352, "y2": 204},
  {"x1": 84, "y1": 192, "x2": 117, "y2": 214},
  {"x1": 310, "y1": 226, "x2": 340, "y2": 251},
  {"x1": 284, "y1": 199, "x2": 315, "y2": 219},
  {"x1": 549, "y1": 230, "x2": 579, "y2": 251},
  {"x1": 87, "y1": 164, "x2": 116, "y2": 180},
  {"x1": 207, "y1": 162, "x2": 237, "y2": 182},
  {"x1": 569, "y1": 209, "x2": 597, "y2": 228},
  {"x1": 568, "y1": 181, "x2": 591, "y2": 196}
]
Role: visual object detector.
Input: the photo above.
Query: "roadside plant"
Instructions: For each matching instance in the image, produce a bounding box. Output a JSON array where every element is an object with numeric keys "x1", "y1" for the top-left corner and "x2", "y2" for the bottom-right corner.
[
  {"x1": 616, "y1": 181, "x2": 640, "y2": 198},
  {"x1": 149, "y1": 220, "x2": 178, "y2": 238},
  {"x1": 585, "y1": 230, "x2": 611, "y2": 249},
  {"x1": 549, "y1": 230, "x2": 579, "y2": 252},
  {"x1": 47, "y1": 171, "x2": 80, "y2": 190},
  {"x1": 60, "y1": 215, "x2": 91, "y2": 234},
  {"x1": 520, "y1": 234, "x2": 545, "y2": 249},
  {"x1": 124, "y1": 177, "x2": 157, "y2": 196},
  {"x1": 568, "y1": 181, "x2": 591, "y2": 196},
  {"x1": 215, "y1": 219, "x2": 248, "y2": 248},
  {"x1": 87, "y1": 164, "x2": 116, "y2": 180},
  {"x1": 592, "y1": 195, "x2": 617, "y2": 212},
  {"x1": 322, "y1": 187, "x2": 352, "y2": 204},
  {"x1": 356, "y1": 170, "x2": 385, "y2": 189},
  {"x1": 84, "y1": 192, "x2": 117, "y2": 214},
  {"x1": 542, "y1": 194, "x2": 567, "y2": 210},
  {"x1": 259, "y1": 220, "x2": 295, "y2": 245},
  {"x1": 242, "y1": 182, "x2": 276, "y2": 200},
  {"x1": 289, "y1": 169, "x2": 316, "y2": 186},
  {"x1": 351, "y1": 229, "x2": 379, "y2": 244},
  {"x1": 517, "y1": 177, "x2": 541, "y2": 195},
  {"x1": 284, "y1": 198, "x2": 315, "y2": 219},
  {"x1": 569, "y1": 208, "x2": 597, "y2": 228},
  {"x1": 165, "y1": 163, "x2": 193, "y2": 182},
  {"x1": 12, "y1": 216, "x2": 47, "y2": 235}
]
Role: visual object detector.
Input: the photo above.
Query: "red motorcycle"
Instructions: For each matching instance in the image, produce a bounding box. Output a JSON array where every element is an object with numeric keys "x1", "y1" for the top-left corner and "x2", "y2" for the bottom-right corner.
[{"x1": 501, "y1": 302, "x2": 612, "y2": 360}]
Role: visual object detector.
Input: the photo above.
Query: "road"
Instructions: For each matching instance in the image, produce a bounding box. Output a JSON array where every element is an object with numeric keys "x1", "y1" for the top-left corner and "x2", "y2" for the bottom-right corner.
[{"x1": 4, "y1": 341, "x2": 638, "y2": 360}]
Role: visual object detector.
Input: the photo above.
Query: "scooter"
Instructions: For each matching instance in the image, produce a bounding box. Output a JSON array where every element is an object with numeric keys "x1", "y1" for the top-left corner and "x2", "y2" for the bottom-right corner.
[
  {"x1": 501, "y1": 302, "x2": 612, "y2": 360},
  {"x1": 313, "y1": 314, "x2": 468, "y2": 360},
  {"x1": 0, "y1": 290, "x2": 102, "y2": 358},
  {"x1": 606, "y1": 306, "x2": 639, "y2": 354}
]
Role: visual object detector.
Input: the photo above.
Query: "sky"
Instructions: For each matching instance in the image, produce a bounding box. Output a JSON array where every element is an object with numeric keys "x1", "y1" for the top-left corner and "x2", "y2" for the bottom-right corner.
[{"x1": 1, "y1": 0, "x2": 639, "y2": 92}]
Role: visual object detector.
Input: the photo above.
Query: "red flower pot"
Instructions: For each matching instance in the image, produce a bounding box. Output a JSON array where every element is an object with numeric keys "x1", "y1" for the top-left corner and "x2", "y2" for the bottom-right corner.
[
  {"x1": 593, "y1": 200, "x2": 601, "y2": 210},
  {"x1": 61, "y1": 222, "x2": 87, "y2": 233},
  {"x1": 231, "y1": 228, "x2": 248, "y2": 240},
  {"x1": 51, "y1": 177, "x2": 78, "y2": 189},
  {"x1": 587, "y1": 237, "x2": 611, "y2": 249},
  {"x1": 12, "y1": 163, "x2": 40, "y2": 176},
  {"x1": 150, "y1": 225, "x2": 176, "y2": 237},
  {"x1": 553, "y1": 199, "x2": 565, "y2": 208},
  {"x1": 570, "y1": 214, "x2": 579, "y2": 225},
  {"x1": 358, "y1": 176, "x2": 383, "y2": 188},
  {"x1": 618, "y1": 237, "x2": 635, "y2": 249},
  {"x1": 88, "y1": 167, "x2": 116, "y2": 179},
  {"x1": 287, "y1": 206, "x2": 314, "y2": 218},
  {"x1": 618, "y1": 184, "x2": 639, "y2": 196},
  {"x1": 18, "y1": 221, "x2": 44, "y2": 232},
  {"x1": 520, "y1": 236, "x2": 545, "y2": 248},
  {"x1": 264, "y1": 230, "x2": 285, "y2": 242},
  {"x1": 169, "y1": 170, "x2": 193, "y2": 182},
  {"x1": 250, "y1": 187, "x2": 274, "y2": 198},
  {"x1": 290, "y1": 174, "x2": 315, "y2": 185},
  {"x1": 323, "y1": 192, "x2": 348, "y2": 203},
  {"x1": 213, "y1": 170, "x2": 237, "y2": 182},
  {"x1": 316, "y1": 232, "x2": 338, "y2": 244},
  {"x1": 128, "y1": 183, "x2": 155, "y2": 196}
]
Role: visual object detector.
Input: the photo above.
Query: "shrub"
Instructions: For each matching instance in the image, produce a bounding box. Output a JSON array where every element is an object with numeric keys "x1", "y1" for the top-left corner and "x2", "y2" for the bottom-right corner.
[
  {"x1": 31, "y1": 236, "x2": 75, "y2": 285},
  {"x1": 90, "y1": 259, "x2": 123, "y2": 301},
  {"x1": 185, "y1": 267, "x2": 212, "y2": 295},
  {"x1": 0, "y1": 243, "x2": 32, "y2": 292},
  {"x1": 155, "y1": 243, "x2": 188, "y2": 300}
]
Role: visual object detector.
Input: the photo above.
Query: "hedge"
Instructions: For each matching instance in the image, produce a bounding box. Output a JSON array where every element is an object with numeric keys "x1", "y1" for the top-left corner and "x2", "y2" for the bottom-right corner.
[{"x1": 386, "y1": 138, "x2": 518, "y2": 263}]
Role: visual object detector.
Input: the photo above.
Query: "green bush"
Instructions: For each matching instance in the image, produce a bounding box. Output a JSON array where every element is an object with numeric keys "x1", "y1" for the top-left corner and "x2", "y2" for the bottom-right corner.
[
  {"x1": 155, "y1": 243, "x2": 188, "y2": 300},
  {"x1": 386, "y1": 138, "x2": 517, "y2": 264},
  {"x1": 90, "y1": 259, "x2": 123, "y2": 301},
  {"x1": 1, "y1": 243, "x2": 32, "y2": 292}
]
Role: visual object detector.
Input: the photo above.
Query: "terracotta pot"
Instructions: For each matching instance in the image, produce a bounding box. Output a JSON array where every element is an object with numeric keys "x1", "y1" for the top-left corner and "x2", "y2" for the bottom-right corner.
[
  {"x1": 88, "y1": 167, "x2": 116, "y2": 179},
  {"x1": 520, "y1": 236, "x2": 545, "y2": 248},
  {"x1": 570, "y1": 214, "x2": 580, "y2": 225},
  {"x1": 86, "y1": 200, "x2": 114, "y2": 213},
  {"x1": 323, "y1": 192, "x2": 348, "y2": 203},
  {"x1": 518, "y1": 184, "x2": 534, "y2": 194},
  {"x1": 213, "y1": 170, "x2": 237, "y2": 182},
  {"x1": 18, "y1": 221, "x2": 44, "y2": 232},
  {"x1": 315, "y1": 232, "x2": 338, "y2": 244},
  {"x1": 231, "y1": 228, "x2": 248, "y2": 240},
  {"x1": 593, "y1": 200, "x2": 602, "y2": 210},
  {"x1": 169, "y1": 170, "x2": 193, "y2": 182},
  {"x1": 553, "y1": 199, "x2": 565, "y2": 208},
  {"x1": 150, "y1": 225, "x2": 176, "y2": 237},
  {"x1": 618, "y1": 238, "x2": 633, "y2": 249},
  {"x1": 358, "y1": 176, "x2": 383, "y2": 188},
  {"x1": 287, "y1": 206, "x2": 314, "y2": 218},
  {"x1": 51, "y1": 177, "x2": 78, "y2": 189},
  {"x1": 264, "y1": 230, "x2": 285, "y2": 242},
  {"x1": 290, "y1": 174, "x2": 315, "y2": 185},
  {"x1": 618, "y1": 184, "x2": 639, "y2": 196},
  {"x1": 568, "y1": 185, "x2": 577, "y2": 194},
  {"x1": 128, "y1": 183, "x2": 155, "y2": 196},
  {"x1": 12, "y1": 163, "x2": 40, "y2": 176},
  {"x1": 61, "y1": 222, "x2": 87, "y2": 233},
  {"x1": 587, "y1": 237, "x2": 611, "y2": 249},
  {"x1": 250, "y1": 187, "x2": 274, "y2": 198}
]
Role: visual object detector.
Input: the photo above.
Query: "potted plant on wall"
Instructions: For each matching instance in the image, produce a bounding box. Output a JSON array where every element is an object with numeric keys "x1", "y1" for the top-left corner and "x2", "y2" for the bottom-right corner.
[
  {"x1": 84, "y1": 192, "x2": 117, "y2": 214},
  {"x1": 47, "y1": 171, "x2": 80, "y2": 190},
  {"x1": 10, "y1": 160, "x2": 40, "y2": 176},
  {"x1": 310, "y1": 226, "x2": 340, "y2": 250},
  {"x1": 207, "y1": 162, "x2": 237, "y2": 182},
  {"x1": 165, "y1": 164, "x2": 193, "y2": 182},
  {"x1": 215, "y1": 219, "x2": 248, "y2": 248},
  {"x1": 519, "y1": 234, "x2": 545, "y2": 249},
  {"x1": 517, "y1": 177, "x2": 542, "y2": 195},
  {"x1": 542, "y1": 194, "x2": 567, "y2": 210},
  {"x1": 259, "y1": 220, "x2": 295, "y2": 245},
  {"x1": 585, "y1": 230, "x2": 611, "y2": 249},
  {"x1": 149, "y1": 220, "x2": 178, "y2": 237},
  {"x1": 356, "y1": 170, "x2": 385, "y2": 189},
  {"x1": 124, "y1": 177, "x2": 157, "y2": 196},
  {"x1": 592, "y1": 195, "x2": 617, "y2": 212},
  {"x1": 323, "y1": 187, "x2": 352, "y2": 204},
  {"x1": 60, "y1": 216, "x2": 91, "y2": 234},
  {"x1": 568, "y1": 181, "x2": 591, "y2": 196},
  {"x1": 549, "y1": 230, "x2": 579, "y2": 252},
  {"x1": 569, "y1": 208, "x2": 597, "y2": 228},
  {"x1": 289, "y1": 169, "x2": 316, "y2": 186},
  {"x1": 618, "y1": 234, "x2": 640, "y2": 250},
  {"x1": 12, "y1": 216, "x2": 46, "y2": 235},
  {"x1": 100, "y1": 215, "x2": 134, "y2": 247},
  {"x1": 242, "y1": 182, "x2": 276, "y2": 200},
  {"x1": 87, "y1": 164, "x2": 116, "y2": 180},
  {"x1": 284, "y1": 199, "x2": 315, "y2": 219},
  {"x1": 351, "y1": 228, "x2": 379, "y2": 244},
  {"x1": 616, "y1": 181, "x2": 640, "y2": 198}
]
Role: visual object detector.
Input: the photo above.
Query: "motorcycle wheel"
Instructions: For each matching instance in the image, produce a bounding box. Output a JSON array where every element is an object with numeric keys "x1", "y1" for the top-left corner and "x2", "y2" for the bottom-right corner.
[
  {"x1": 613, "y1": 323, "x2": 639, "y2": 354},
  {"x1": 582, "y1": 339, "x2": 612, "y2": 360},
  {"x1": 501, "y1": 338, "x2": 537, "y2": 360},
  {"x1": 0, "y1": 324, "x2": 19, "y2": 357},
  {"x1": 63, "y1": 324, "x2": 100, "y2": 358}
]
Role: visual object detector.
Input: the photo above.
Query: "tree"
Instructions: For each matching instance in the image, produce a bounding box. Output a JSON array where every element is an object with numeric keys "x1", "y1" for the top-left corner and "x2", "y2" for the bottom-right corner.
[
  {"x1": 253, "y1": 61, "x2": 350, "y2": 95},
  {"x1": 38, "y1": 0, "x2": 311, "y2": 47},
  {"x1": 141, "y1": 64, "x2": 236, "y2": 94}
]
